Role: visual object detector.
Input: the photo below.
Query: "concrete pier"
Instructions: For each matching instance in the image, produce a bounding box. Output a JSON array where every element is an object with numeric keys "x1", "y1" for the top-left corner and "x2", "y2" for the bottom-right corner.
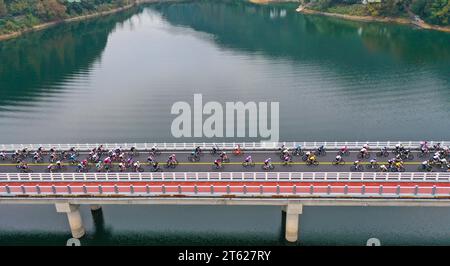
[
  {"x1": 90, "y1": 204, "x2": 102, "y2": 211},
  {"x1": 282, "y1": 202, "x2": 303, "y2": 242},
  {"x1": 55, "y1": 203, "x2": 85, "y2": 239}
]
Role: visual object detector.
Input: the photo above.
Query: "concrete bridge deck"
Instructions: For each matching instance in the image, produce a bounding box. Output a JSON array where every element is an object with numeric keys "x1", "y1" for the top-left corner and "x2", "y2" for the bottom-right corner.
[{"x1": 0, "y1": 149, "x2": 447, "y2": 173}]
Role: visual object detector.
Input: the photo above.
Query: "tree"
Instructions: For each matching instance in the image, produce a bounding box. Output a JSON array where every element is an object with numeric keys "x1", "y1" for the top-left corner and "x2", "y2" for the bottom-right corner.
[
  {"x1": 0, "y1": 2, "x2": 5, "y2": 18},
  {"x1": 0, "y1": 0, "x2": 6, "y2": 18}
]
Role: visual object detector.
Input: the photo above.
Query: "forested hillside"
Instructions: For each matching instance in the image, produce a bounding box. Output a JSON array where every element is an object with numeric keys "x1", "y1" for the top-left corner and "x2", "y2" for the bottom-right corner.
[
  {"x1": 0, "y1": 0, "x2": 133, "y2": 35},
  {"x1": 304, "y1": 0, "x2": 449, "y2": 25}
]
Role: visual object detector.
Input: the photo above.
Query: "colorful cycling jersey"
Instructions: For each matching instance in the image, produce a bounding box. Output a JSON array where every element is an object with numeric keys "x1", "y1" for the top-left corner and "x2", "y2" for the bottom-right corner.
[{"x1": 245, "y1": 156, "x2": 252, "y2": 162}]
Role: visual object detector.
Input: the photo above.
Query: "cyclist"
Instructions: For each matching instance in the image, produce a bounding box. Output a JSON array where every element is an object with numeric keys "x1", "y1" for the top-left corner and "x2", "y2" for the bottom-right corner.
[
  {"x1": 263, "y1": 158, "x2": 272, "y2": 169},
  {"x1": 33, "y1": 152, "x2": 41, "y2": 163},
  {"x1": 219, "y1": 151, "x2": 228, "y2": 162},
  {"x1": 151, "y1": 145, "x2": 158, "y2": 153},
  {"x1": 69, "y1": 153, "x2": 78, "y2": 163},
  {"x1": 282, "y1": 147, "x2": 289, "y2": 156},
  {"x1": 380, "y1": 164, "x2": 388, "y2": 172},
  {"x1": 96, "y1": 161, "x2": 103, "y2": 171},
  {"x1": 394, "y1": 160, "x2": 403, "y2": 171},
  {"x1": 359, "y1": 147, "x2": 368, "y2": 157},
  {"x1": 294, "y1": 144, "x2": 302, "y2": 155},
  {"x1": 339, "y1": 145, "x2": 349, "y2": 155},
  {"x1": 214, "y1": 158, "x2": 222, "y2": 169},
  {"x1": 440, "y1": 158, "x2": 448, "y2": 168},
  {"x1": 353, "y1": 160, "x2": 361, "y2": 169},
  {"x1": 0, "y1": 151, "x2": 6, "y2": 160},
  {"x1": 118, "y1": 162, "x2": 126, "y2": 172},
  {"x1": 166, "y1": 154, "x2": 177, "y2": 167},
  {"x1": 395, "y1": 143, "x2": 405, "y2": 154},
  {"x1": 317, "y1": 145, "x2": 325, "y2": 155},
  {"x1": 212, "y1": 143, "x2": 220, "y2": 154},
  {"x1": 147, "y1": 154, "x2": 155, "y2": 163},
  {"x1": 55, "y1": 160, "x2": 62, "y2": 169},
  {"x1": 195, "y1": 146, "x2": 202, "y2": 155},
  {"x1": 103, "y1": 157, "x2": 112, "y2": 165},
  {"x1": 304, "y1": 151, "x2": 311, "y2": 159},
  {"x1": 133, "y1": 161, "x2": 141, "y2": 172},
  {"x1": 47, "y1": 163, "x2": 54, "y2": 172},
  {"x1": 282, "y1": 154, "x2": 291, "y2": 165},
  {"x1": 91, "y1": 153, "x2": 99, "y2": 163},
  {"x1": 243, "y1": 155, "x2": 253, "y2": 165},
  {"x1": 234, "y1": 144, "x2": 242, "y2": 155},
  {"x1": 126, "y1": 157, "x2": 134, "y2": 168},
  {"x1": 334, "y1": 155, "x2": 343, "y2": 163},
  {"x1": 307, "y1": 154, "x2": 317, "y2": 164},
  {"x1": 421, "y1": 160, "x2": 431, "y2": 171},
  {"x1": 151, "y1": 161, "x2": 160, "y2": 171},
  {"x1": 189, "y1": 150, "x2": 198, "y2": 160},
  {"x1": 76, "y1": 163, "x2": 85, "y2": 173},
  {"x1": 168, "y1": 154, "x2": 177, "y2": 163},
  {"x1": 50, "y1": 152, "x2": 58, "y2": 162}
]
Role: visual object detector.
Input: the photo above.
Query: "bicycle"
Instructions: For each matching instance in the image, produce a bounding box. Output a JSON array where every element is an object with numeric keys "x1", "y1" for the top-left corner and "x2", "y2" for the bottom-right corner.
[
  {"x1": 376, "y1": 150, "x2": 389, "y2": 157},
  {"x1": 332, "y1": 159, "x2": 345, "y2": 166},
  {"x1": 316, "y1": 148, "x2": 326, "y2": 156},
  {"x1": 188, "y1": 154, "x2": 200, "y2": 162},
  {"x1": 210, "y1": 147, "x2": 222, "y2": 155},
  {"x1": 165, "y1": 160, "x2": 178, "y2": 169},
  {"x1": 350, "y1": 164, "x2": 364, "y2": 171},
  {"x1": 357, "y1": 152, "x2": 370, "y2": 159},
  {"x1": 306, "y1": 160, "x2": 319, "y2": 166},
  {"x1": 366, "y1": 163, "x2": 380, "y2": 170},
  {"x1": 261, "y1": 163, "x2": 275, "y2": 170},
  {"x1": 292, "y1": 149, "x2": 305, "y2": 156},
  {"x1": 418, "y1": 164, "x2": 433, "y2": 172},
  {"x1": 212, "y1": 163, "x2": 224, "y2": 170},
  {"x1": 242, "y1": 161, "x2": 255, "y2": 168},
  {"x1": 338, "y1": 150, "x2": 350, "y2": 156}
]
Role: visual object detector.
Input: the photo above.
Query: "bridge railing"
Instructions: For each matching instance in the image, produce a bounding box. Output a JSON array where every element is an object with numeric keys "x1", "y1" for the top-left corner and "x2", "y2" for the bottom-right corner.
[
  {"x1": 0, "y1": 183, "x2": 448, "y2": 198},
  {"x1": 0, "y1": 141, "x2": 448, "y2": 151},
  {"x1": 1, "y1": 172, "x2": 450, "y2": 183}
]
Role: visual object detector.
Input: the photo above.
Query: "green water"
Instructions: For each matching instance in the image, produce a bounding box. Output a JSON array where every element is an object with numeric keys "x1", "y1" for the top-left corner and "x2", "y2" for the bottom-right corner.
[{"x1": 0, "y1": 0, "x2": 450, "y2": 245}]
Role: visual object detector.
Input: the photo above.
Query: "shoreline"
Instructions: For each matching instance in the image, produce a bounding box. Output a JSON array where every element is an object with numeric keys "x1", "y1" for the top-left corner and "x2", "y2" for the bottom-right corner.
[
  {"x1": 0, "y1": 2, "x2": 143, "y2": 42},
  {"x1": 2, "y1": 1, "x2": 450, "y2": 42},
  {"x1": 296, "y1": 6, "x2": 450, "y2": 33}
]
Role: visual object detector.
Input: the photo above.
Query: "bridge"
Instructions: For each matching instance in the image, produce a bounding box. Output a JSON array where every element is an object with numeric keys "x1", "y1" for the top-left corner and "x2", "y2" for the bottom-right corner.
[{"x1": 1, "y1": 141, "x2": 449, "y2": 242}]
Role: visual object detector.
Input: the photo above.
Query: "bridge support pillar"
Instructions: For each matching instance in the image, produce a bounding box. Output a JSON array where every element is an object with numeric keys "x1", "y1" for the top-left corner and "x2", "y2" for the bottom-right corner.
[
  {"x1": 90, "y1": 204, "x2": 102, "y2": 211},
  {"x1": 282, "y1": 202, "x2": 303, "y2": 243},
  {"x1": 55, "y1": 203, "x2": 85, "y2": 239}
]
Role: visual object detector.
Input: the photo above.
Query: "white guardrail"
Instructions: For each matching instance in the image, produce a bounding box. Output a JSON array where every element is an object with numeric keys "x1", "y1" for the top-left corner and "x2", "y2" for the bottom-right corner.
[
  {"x1": 0, "y1": 183, "x2": 449, "y2": 198},
  {"x1": 0, "y1": 141, "x2": 448, "y2": 151},
  {"x1": 1, "y1": 172, "x2": 450, "y2": 183}
]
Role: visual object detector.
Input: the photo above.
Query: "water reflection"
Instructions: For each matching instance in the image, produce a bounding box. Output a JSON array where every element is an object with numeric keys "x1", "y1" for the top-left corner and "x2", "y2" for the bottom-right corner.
[
  {"x1": 0, "y1": 8, "x2": 140, "y2": 108},
  {"x1": 153, "y1": 0, "x2": 450, "y2": 64}
]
